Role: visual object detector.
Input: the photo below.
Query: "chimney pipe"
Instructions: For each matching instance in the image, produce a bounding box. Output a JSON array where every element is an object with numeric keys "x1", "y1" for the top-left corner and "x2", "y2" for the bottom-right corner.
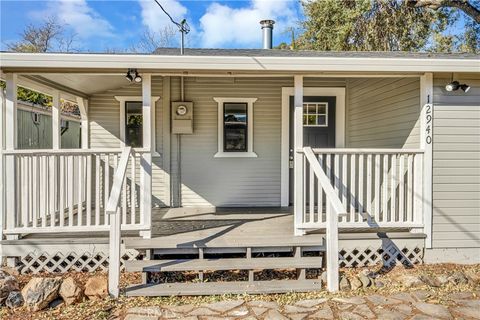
[{"x1": 260, "y1": 19, "x2": 275, "y2": 49}]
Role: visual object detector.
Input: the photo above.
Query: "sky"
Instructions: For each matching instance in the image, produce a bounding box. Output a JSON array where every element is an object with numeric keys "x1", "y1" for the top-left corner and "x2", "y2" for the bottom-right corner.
[{"x1": 0, "y1": 0, "x2": 303, "y2": 52}]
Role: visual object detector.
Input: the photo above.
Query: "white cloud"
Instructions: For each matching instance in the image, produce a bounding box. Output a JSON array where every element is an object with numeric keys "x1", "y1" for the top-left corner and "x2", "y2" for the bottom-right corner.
[
  {"x1": 31, "y1": 0, "x2": 114, "y2": 39},
  {"x1": 198, "y1": 0, "x2": 298, "y2": 48},
  {"x1": 138, "y1": 0, "x2": 187, "y2": 32}
]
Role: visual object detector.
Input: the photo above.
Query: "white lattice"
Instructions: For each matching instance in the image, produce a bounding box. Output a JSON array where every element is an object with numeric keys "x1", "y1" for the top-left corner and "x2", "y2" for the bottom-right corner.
[
  {"x1": 16, "y1": 249, "x2": 143, "y2": 274},
  {"x1": 340, "y1": 246, "x2": 423, "y2": 268}
]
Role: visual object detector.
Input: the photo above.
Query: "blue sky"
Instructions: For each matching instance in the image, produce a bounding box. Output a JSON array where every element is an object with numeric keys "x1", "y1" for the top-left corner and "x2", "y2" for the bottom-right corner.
[{"x1": 1, "y1": 0, "x2": 303, "y2": 51}]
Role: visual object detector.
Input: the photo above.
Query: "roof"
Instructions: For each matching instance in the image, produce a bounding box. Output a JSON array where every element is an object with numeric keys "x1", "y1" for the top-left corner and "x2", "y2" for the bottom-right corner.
[
  {"x1": 153, "y1": 48, "x2": 479, "y2": 59},
  {"x1": 1, "y1": 50, "x2": 479, "y2": 74}
]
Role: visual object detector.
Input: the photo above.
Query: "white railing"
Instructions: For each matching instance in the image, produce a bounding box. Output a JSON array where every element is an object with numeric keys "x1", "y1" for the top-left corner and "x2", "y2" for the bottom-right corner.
[
  {"x1": 2, "y1": 148, "x2": 150, "y2": 234},
  {"x1": 303, "y1": 147, "x2": 347, "y2": 292},
  {"x1": 106, "y1": 147, "x2": 131, "y2": 298},
  {"x1": 298, "y1": 148, "x2": 424, "y2": 230}
]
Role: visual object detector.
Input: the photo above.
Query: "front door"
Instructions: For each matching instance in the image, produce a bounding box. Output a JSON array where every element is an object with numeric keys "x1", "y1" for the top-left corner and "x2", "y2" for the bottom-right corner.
[{"x1": 289, "y1": 96, "x2": 336, "y2": 205}]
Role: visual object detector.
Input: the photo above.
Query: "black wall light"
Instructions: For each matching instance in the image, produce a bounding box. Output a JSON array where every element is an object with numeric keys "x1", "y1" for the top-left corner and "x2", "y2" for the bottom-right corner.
[
  {"x1": 126, "y1": 69, "x2": 142, "y2": 83},
  {"x1": 445, "y1": 80, "x2": 470, "y2": 93}
]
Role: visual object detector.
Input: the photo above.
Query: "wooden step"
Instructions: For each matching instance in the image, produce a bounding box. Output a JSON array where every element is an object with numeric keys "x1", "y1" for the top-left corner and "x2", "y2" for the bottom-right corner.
[
  {"x1": 125, "y1": 279, "x2": 322, "y2": 296},
  {"x1": 124, "y1": 256, "x2": 323, "y2": 272}
]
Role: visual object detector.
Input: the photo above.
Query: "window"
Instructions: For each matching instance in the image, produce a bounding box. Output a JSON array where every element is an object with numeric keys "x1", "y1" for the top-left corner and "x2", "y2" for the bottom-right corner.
[
  {"x1": 303, "y1": 102, "x2": 328, "y2": 127},
  {"x1": 125, "y1": 101, "x2": 143, "y2": 147},
  {"x1": 214, "y1": 97, "x2": 257, "y2": 158},
  {"x1": 224, "y1": 103, "x2": 247, "y2": 152}
]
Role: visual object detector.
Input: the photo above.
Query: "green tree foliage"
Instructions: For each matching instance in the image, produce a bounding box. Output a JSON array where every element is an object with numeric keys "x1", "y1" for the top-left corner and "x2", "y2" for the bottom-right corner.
[
  {"x1": 0, "y1": 81, "x2": 53, "y2": 107},
  {"x1": 296, "y1": 0, "x2": 479, "y2": 52}
]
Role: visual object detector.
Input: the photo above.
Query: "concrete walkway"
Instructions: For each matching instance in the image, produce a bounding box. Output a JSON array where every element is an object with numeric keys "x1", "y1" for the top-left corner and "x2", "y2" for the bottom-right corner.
[{"x1": 123, "y1": 290, "x2": 480, "y2": 320}]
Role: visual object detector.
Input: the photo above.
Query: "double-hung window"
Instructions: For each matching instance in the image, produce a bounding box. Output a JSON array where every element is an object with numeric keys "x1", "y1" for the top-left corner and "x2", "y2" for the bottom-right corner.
[{"x1": 214, "y1": 97, "x2": 257, "y2": 158}]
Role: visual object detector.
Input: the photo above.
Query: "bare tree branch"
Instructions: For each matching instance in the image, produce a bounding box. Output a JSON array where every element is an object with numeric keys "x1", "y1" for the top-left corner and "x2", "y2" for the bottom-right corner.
[
  {"x1": 131, "y1": 26, "x2": 176, "y2": 53},
  {"x1": 407, "y1": 0, "x2": 480, "y2": 23}
]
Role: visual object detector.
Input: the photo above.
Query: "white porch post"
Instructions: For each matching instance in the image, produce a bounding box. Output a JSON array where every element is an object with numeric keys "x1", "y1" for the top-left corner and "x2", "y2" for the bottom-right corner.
[
  {"x1": 140, "y1": 73, "x2": 152, "y2": 239},
  {"x1": 420, "y1": 73, "x2": 433, "y2": 248},
  {"x1": 52, "y1": 90, "x2": 61, "y2": 149},
  {"x1": 0, "y1": 86, "x2": 5, "y2": 250},
  {"x1": 294, "y1": 75, "x2": 304, "y2": 236},
  {"x1": 77, "y1": 97, "x2": 89, "y2": 149},
  {"x1": 4, "y1": 74, "x2": 18, "y2": 266}
]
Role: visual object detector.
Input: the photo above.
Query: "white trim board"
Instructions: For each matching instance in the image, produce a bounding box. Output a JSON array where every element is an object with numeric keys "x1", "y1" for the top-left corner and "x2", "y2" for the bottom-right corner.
[
  {"x1": 280, "y1": 87, "x2": 346, "y2": 207},
  {"x1": 114, "y1": 96, "x2": 160, "y2": 157}
]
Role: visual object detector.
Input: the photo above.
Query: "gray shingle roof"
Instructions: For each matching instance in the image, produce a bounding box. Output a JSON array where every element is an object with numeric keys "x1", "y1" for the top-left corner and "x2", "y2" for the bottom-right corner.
[{"x1": 153, "y1": 48, "x2": 479, "y2": 59}]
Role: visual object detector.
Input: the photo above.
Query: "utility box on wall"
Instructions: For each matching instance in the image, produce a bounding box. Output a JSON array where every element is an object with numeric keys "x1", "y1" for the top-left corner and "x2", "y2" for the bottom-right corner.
[{"x1": 172, "y1": 101, "x2": 194, "y2": 134}]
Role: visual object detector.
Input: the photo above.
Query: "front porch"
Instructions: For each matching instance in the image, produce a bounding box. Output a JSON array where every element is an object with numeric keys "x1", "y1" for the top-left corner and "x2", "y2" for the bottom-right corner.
[{"x1": 0, "y1": 69, "x2": 434, "y2": 294}]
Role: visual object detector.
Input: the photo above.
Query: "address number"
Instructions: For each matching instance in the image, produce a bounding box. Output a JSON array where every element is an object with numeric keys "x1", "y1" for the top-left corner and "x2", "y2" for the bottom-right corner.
[{"x1": 425, "y1": 104, "x2": 432, "y2": 144}]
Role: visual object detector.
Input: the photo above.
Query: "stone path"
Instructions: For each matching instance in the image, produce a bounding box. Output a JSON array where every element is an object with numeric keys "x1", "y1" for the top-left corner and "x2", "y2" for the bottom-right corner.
[{"x1": 123, "y1": 291, "x2": 480, "y2": 320}]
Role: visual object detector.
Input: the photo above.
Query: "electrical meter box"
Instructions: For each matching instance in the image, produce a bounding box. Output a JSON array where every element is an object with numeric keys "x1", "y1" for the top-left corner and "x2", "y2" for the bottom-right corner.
[{"x1": 171, "y1": 101, "x2": 194, "y2": 134}]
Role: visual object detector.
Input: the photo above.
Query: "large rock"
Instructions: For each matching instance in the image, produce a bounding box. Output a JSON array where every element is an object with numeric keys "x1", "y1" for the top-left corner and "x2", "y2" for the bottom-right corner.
[
  {"x1": 448, "y1": 271, "x2": 469, "y2": 285},
  {"x1": 22, "y1": 277, "x2": 62, "y2": 311},
  {"x1": 339, "y1": 276, "x2": 351, "y2": 291},
  {"x1": 6, "y1": 291, "x2": 24, "y2": 309},
  {"x1": 359, "y1": 273, "x2": 371, "y2": 288},
  {"x1": 351, "y1": 277, "x2": 363, "y2": 290},
  {"x1": 0, "y1": 270, "x2": 19, "y2": 305},
  {"x1": 420, "y1": 274, "x2": 442, "y2": 287},
  {"x1": 397, "y1": 275, "x2": 424, "y2": 288},
  {"x1": 85, "y1": 276, "x2": 108, "y2": 300},
  {"x1": 59, "y1": 277, "x2": 83, "y2": 305}
]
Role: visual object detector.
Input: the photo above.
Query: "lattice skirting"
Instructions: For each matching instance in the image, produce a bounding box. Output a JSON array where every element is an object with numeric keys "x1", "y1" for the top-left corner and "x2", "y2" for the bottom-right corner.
[
  {"x1": 339, "y1": 245, "x2": 424, "y2": 268},
  {"x1": 12, "y1": 249, "x2": 145, "y2": 274}
]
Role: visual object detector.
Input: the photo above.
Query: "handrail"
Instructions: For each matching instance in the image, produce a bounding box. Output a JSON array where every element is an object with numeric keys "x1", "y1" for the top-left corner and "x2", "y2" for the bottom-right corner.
[
  {"x1": 303, "y1": 147, "x2": 348, "y2": 217},
  {"x1": 299, "y1": 148, "x2": 424, "y2": 155},
  {"x1": 107, "y1": 146, "x2": 131, "y2": 298},
  {"x1": 106, "y1": 147, "x2": 132, "y2": 215},
  {"x1": 2, "y1": 147, "x2": 150, "y2": 156},
  {"x1": 302, "y1": 146, "x2": 347, "y2": 293}
]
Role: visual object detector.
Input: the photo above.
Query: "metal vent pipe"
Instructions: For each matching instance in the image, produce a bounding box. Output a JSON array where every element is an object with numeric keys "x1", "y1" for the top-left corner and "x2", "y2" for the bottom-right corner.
[{"x1": 260, "y1": 20, "x2": 275, "y2": 49}]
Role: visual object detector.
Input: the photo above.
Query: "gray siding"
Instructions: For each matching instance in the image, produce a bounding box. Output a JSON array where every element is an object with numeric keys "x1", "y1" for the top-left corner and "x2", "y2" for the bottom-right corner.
[
  {"x1": 88, "y1": 77, "x2": 168, "y2": 207},
  {"x1": 346, "y1": 77, "x2": 420, "y2": 148},
  {"x1": 172, "y1": 77, "x2": 345, "y2": 207},
  {"x1": 432, "y1": 73, "x2": 480, "y2": 248}
]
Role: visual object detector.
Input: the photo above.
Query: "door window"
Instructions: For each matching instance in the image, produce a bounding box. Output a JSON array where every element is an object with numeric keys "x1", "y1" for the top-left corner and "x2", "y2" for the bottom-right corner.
[{"x1": 303, "y1": 102, "x2": 328, "y2": 127}]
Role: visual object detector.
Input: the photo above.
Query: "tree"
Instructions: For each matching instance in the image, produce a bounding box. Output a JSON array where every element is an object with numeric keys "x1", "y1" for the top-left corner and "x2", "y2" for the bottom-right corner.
[
  {"x1": 407, "y1": 0, "x2": 480, "y2": 23},
  {"x1": 297, "y1": 0, "x2": 450, "y2": 51},
  {"x1": 130, "y1": 26, "x2": 176, "y2": 53},
  {"x1": 6, "y1": 17, "x2": 78, "y2": 53}
]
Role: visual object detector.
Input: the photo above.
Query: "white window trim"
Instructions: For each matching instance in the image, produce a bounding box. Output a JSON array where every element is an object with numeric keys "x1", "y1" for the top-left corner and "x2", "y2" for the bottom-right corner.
[
  {"x1": 213, "y1": 97, "x2": 258, "y2": 158},
  {"x1": 114, "y1": 95, "x2": 160, "y2": 157},
  {"x1": 303, "y1": 102, "x2": 329, "y2": 127}
]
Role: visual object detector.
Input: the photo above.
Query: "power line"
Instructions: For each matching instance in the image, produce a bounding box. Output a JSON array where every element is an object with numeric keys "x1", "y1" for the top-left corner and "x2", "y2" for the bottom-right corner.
[{"x1": 153, "y1": 0, "x2": 189, "y2": 33}]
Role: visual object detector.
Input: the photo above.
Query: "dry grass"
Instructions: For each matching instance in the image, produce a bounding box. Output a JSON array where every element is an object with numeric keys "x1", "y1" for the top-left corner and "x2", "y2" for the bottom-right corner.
[{"x1": 1, "y1": 263, "x2": 479, "y2": 320}]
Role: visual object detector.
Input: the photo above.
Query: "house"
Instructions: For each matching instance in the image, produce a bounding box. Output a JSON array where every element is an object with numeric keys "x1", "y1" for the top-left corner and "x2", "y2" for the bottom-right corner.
[{"x1": 0, "y1": 28, "x2": 479, "y2": 296}]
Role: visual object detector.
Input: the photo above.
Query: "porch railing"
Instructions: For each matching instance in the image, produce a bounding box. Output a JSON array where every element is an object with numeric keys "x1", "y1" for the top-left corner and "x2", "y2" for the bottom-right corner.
[
  {"x1": 2, "y1": 148, "x2": 150, "y2": 234},
  {"x1": 297, "y1": 147, "x2": 424, "y2": 231}
]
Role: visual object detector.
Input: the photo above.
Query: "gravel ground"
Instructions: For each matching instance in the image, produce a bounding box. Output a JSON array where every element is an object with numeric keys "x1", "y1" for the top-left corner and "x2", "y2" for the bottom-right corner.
[{"x1": 0, "y1": 263, "x2": 478, "y2": 320}]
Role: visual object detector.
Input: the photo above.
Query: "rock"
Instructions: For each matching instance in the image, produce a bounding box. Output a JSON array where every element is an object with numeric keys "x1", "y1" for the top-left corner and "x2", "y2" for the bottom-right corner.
[
  {"x1": 352, "y1": 304, "x2": 375, "y2": 319},
  {"x1": 124, "y1": 315, "x2": 159, "y2": 320},
  {"x1": 411, "y1": 290, "x2": 433, "y2": 302},
  {"x1": 247, "y1": 300, "x2": 278, "y2": 309},
  {"x1": 464, "y1": 269, "x2": 480, "y2": 284},
  {"x1": 375, "y1": 280, "x2": 385, "y2": 288},
  {"x1": 295, "y1": 298, "x2": 327, "y2": 308},
  {"x1": 227, "y1": 306, "x2": 249, "y2": 317},
  {"x1": 397, "y1": 275, "x2": 424, "y2": 288},
  {"x1": 350, "y1": 277, "x2": 363, "y2": 290},
  {"x1": 264, "y1": 309, "x2": 288, "y2": 320},
  {"x1": 84, "y1": 276, "x2": 108, "y2": 301},
  {"x1": 359, "y1": 273, "x2": 371, "y2": 288},
  {"x1": 310, "y1": 305, "x2": 334, "y2": 319},
  {"x1": 436, "y1": 275, "x2": 449, "y2": 286},
  {"x1": 390, "y1": 293, "x2": 416, "y2": 304},
  {"x1": 448, "y1": 292, "x2": 474, "y2": 300},
  {"x1": 366, "y1": 294, "x2": 402, "y2": 306},
  {"x1": 127, "y1": 306, "x2": 163, "y2": 316},
  {"x1": 320, "y1": 271, "x2": 328, "y2": 283},
  {"x1": 448, "y1": 271, "x2": 469, "y2": 285},
  {"x1": 375, "y1": 310, "x2": 407, "y2": 320},
  {"x1": 361, "y1": 269, "x2": 378, "y2": 279},
  {"x1": 339, "y1": 276, "x2": 351, "y2": 291},
  {"x1": 333, "y1": 297, "x2": 366, "y2": 305},
  {"x1": 452, "y1": 306, "x2": 480, "y2": 320},
  {"x1": 163, "y1": 304, "x2": 195, "y2": 314},
  {"x1": 420, "y1": 274, "x2": 442, "y2": 287},
  {"x1": 59, "y1": 277, "x2": 83, "y2": 306},
  {"x1": 188, "y1": 307, "x2": 219, "y2": 316},
  {"x1": 5, "y1": 291, "x2": 24, "y2": 308},
  {"x1": 251, "y1": 306, "x2": 268, "y2": 316},
  {"x1": 394, "y1": 304, "x2": 413, "y2": 315},
  {"x1": 21, "y1": 277, "x2": 62, "y2": 311},
  {"x1": 338, "y1": 311, "x2": 364, "y2": 320},
  {"x1": 204, "y1": 300, "x2": 244, "y2": 313},
  {"x1": 413, "y1": 302, "x2": 452, "y2": 319},
  {"x1": 0, "y1": 271, "x2": 19, "y2": 305},
  {"x1": 284, "y1": 304, "x2": 316, "y2": 313}
]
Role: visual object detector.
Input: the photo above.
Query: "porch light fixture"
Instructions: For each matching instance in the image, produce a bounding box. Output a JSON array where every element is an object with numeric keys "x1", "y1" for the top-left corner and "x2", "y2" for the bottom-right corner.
[
  {"x1": 445, "y1": 81, "x2": 470, "y2": 93},
  {"x1": 126, "y1": 69, "x2": 142, "y2": 83}
]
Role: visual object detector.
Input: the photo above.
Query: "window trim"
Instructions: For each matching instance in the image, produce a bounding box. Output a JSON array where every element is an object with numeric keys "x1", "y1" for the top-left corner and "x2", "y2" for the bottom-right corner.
[
  {"x1": 114, "y1": 95, "x2": 160, "y2": 156},
  {"x1": 303, "y1": 102, "x2": 328, "y2": 127},
  {"x1": 214, "y1": 97, "x2": 257, "y2": 158}
]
